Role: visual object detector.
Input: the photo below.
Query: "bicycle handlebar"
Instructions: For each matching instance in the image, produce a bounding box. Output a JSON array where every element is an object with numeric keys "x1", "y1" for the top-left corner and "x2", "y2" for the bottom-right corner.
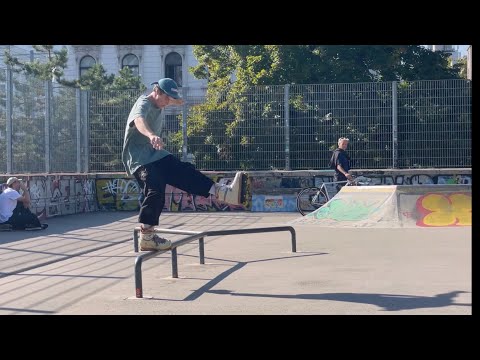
[{"x1": 318, "y1": 176, "x2": 372, "y2": 186}]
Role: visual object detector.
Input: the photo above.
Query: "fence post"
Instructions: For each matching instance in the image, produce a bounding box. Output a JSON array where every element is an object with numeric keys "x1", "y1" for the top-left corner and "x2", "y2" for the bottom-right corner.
[
  {"x1": 82, "y1": 90, "x2": 90, "y2": 173},
  {"x1": 6, "y1": 65, "x2": 13, "y2": 174},
  {"x1": 284, "y1": 84, "x2": 291, "y2": 171},
  {"x1": 181, "y1": 86, "x2": 189, "y2": 162},
  {"x1": 392, "y1": 81, "x2": 398, "y2": 169},
  {"x1": 44, "y1": 81, "x2": 51, "y2": 173},
  {"x1": 76, "y1": 88, "x2": 81, "y2": 173}
]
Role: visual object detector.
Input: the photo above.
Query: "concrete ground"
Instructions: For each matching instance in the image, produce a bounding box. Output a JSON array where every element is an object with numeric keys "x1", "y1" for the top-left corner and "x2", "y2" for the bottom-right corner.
[{"x1": 0, "y1": 211, "x2": 471, "y2": 315}]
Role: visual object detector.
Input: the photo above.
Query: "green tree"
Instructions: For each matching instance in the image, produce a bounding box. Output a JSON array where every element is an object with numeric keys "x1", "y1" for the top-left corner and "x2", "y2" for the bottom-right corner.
[
  {"x1": 4, "y1": 45, "x2": 68, "y2": 83},
  {"x1": 191, "y1": 45, "x2": 459, "y2": 87},
  {"x1": 3, "y1": 46, "x2": 147, "y2": 173},
  {"x1": 396, "y1": 79, "x2": 471, "y2": 168},
  {"x1": 452, "y1": 56, "x2": 468, "y2": 79},
  {"x1": 183, "y1": 45, "x2": 464, "y2": 170}
]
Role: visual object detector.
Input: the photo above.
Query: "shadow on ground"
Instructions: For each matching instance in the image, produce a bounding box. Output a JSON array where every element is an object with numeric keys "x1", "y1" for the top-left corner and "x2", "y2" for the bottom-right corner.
[
  {"x1": 207, "y1": 289, "x2": 471, "y2": 311},
  {"x1": 0, "y1": 211, "x2": 139, "y2": 243}
]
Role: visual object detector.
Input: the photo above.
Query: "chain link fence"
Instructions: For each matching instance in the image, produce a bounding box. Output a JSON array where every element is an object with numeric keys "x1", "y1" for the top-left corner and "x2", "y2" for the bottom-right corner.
[
  {"x1": 0, "y1": 75, "x2": 472, "y2": 174},
  {"x1": 50, "y1": 84, "x2": 78, "y2": 172},
  {"x1": 289, "y1": 82, "x2": 394, "y2": 170},
  {"x1": 183, "y1": 85, "x2": 287, "y2": 171},
  {"x1": 0, "y1": 67, "x2": 6, "y2": 174},
  {"x1": 11, "y1": 71, "x2": 47, "y2": 173},
  {"x1": 396, "y1": 79, "x2": 471, "y2": 168}
]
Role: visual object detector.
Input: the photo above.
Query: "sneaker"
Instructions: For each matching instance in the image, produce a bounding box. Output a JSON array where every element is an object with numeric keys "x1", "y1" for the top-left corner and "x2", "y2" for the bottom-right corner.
[
  {"x1": 25, "y1": 224, "x2": 48, "y2": 231},
  {"x1": 140, "y1": 228, "x2": 171, "y2": 251},
  {"x1": 215, "y1": 172, "x2": 244, "y2": 205},
  {"x1": 0, "y1": 223, "x2": 12, "y2": 232}
]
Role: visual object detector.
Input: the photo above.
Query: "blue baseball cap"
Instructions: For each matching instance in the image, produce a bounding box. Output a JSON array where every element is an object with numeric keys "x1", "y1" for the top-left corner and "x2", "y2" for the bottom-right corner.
[{"x1": 150, "y1": 78, "x2": 182, "y2": 99}]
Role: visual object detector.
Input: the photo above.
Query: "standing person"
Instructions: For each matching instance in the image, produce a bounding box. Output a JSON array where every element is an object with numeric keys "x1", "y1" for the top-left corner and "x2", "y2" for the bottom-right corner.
[
  {"x1": 329, "y1": 137, "x2": 353, "y2": 191},
  {"x1": 122, "y1": 78, "x2": 244, "y2": 251},
  {"x1": 0, "y1": 177, "x2": 48, "y2": 230}
]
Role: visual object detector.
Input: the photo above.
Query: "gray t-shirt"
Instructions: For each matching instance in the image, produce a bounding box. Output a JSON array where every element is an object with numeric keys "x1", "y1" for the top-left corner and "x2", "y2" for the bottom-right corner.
[{"x1": 122, "y1": 95, "x2": 171, "y2": 176}]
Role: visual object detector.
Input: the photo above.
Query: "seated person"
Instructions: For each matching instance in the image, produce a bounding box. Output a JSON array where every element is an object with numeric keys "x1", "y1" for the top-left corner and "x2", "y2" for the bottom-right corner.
[{"x1": 0, "y1": 177, "x2": 48, "y2": 230}]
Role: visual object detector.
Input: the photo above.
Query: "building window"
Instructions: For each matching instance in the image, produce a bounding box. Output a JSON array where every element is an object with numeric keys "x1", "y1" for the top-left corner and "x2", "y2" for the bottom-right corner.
[
  {"x1": 79, "y1": 55, "x2": 96, "y2": 77},
  {"x1": 165, "y1": 52, "x2": 182, "y2": 86},
  {"x1": 122, "y1": 53, "x2": 139, "y2": 76}
]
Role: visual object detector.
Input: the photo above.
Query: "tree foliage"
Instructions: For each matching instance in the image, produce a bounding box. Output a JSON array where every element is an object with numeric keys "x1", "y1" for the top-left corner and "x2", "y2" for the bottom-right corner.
[
  {"x1": 4, "y1": 45, "x2": 146, "y2": 91},
  {"x1": 181, "y1": 45, "x2": 467, "y2": 170},
  {"x1": 4, "y1": 45, "x2": 68, "y2": 83},
  {"x1": 452, "y1": 56, "x2": 468, "y2": 79},
  {"x1": 2, "y1": 45, "x2": 146, "y2": 173},
  {"x1": 191, "y1": 45, "x2": 460, "y2": 87}
]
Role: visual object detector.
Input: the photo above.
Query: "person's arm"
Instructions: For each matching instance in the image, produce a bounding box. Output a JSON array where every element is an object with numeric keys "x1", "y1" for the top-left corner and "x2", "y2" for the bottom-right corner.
[
  {"x1": 133, "y1": 116, "x2": 164, "y2": 150},
  {"x1": 336, "y1": 152, "x2": 353, "y2": 180},
  {"x1": 336, "y1": 164, "x2": 353, "y2": 180},
  {"x1": 17, "y1": 182, "x2": 31, "y2": 207}
]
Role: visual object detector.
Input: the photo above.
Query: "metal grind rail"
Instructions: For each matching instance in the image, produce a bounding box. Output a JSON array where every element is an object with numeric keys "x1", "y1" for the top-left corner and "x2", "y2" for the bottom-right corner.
[{"x1": 133, "y1": 226, "x2": 297, "y2": 298}]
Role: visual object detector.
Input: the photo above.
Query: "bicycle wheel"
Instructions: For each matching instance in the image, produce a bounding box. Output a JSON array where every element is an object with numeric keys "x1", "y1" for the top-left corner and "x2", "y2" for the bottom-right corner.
[{"x1": 296, "y1": 187, "x2": 329, "y2": 216}]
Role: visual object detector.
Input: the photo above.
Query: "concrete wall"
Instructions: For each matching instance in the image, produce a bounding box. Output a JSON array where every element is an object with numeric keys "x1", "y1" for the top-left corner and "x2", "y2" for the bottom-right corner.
[{"x1": 0, "y1": 169, "x2": 472, "y2": 219}]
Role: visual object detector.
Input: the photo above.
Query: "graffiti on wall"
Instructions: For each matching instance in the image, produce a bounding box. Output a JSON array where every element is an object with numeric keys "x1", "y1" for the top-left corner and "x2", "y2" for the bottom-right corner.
[
  {"x1": 2, "y1": 177, "x2": 98, "y2": 219},
  {"x1": 353, "y1": 173, "x2": 472, "y2": 186},
  {"x1": 94, "y1": 175, "x2": 248, "y2": 212},
  {"x1": 28, "y1": 179, "x2": 47, "y2": 216},
  {"x1": 307, "y1": 197, "x2": 384, "y2": 221},
  {"x1": 0, "y1": 170, "x2": 471, "y2": 219},
  {"x1": 250, "y1": 173, "x2": 472, "y2": 199},
  {"x1": 163, "y1": 184, "x2": 247, "y2": 212},
  {"x1": 416, "y1": 193, "x2": 472, "y2": 227},
  {"x1": 251, "y1": 195, "x2": 297, "y2": 212},
  {"x1": 96, "y1": 178, "x2": 142, "y2": 211},
  {"x1": 76, "y1": 178, "x2": 96, "y2": 214}
]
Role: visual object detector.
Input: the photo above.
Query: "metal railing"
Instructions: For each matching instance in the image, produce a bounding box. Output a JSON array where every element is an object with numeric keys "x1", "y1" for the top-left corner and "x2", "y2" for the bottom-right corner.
[{"x1": 132, "y1": 226, "x2": 297, "y2": 298}]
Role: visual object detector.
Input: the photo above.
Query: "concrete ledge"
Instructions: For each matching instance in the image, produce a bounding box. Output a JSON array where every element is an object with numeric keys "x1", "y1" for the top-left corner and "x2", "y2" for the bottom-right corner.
[{"x1": 0, "y1": 169, "x2": 472, "y2": 218}]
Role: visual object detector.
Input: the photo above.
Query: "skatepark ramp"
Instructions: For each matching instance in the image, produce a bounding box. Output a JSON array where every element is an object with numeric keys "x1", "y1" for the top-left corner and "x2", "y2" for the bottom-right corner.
[{"x1": 291, "y1": 185, "x2": 471, "y2": 228}]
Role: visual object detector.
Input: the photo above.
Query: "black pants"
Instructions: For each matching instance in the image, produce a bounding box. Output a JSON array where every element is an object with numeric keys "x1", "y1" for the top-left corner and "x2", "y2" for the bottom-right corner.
[
  {"x1": 6, "y1": 203, "x2": 42, "y2": 230},
  {"x1": 133, "y1": 155, "x2": 215, "y2": 226},
  {"x1": 334, "y1": 174, "x2": 347, "y2": 192}
]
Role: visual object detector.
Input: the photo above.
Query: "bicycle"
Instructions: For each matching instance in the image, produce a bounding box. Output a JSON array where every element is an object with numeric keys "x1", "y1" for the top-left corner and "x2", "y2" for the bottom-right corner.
[{"x1": 296, "y1": 176, "x2": 372, "y2": 216}]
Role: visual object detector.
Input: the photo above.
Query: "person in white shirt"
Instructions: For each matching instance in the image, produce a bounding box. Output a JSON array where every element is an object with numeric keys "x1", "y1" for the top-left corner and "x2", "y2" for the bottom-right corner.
[{"x1": 0, "y1": 177, "x2": 48, "y2": 231}]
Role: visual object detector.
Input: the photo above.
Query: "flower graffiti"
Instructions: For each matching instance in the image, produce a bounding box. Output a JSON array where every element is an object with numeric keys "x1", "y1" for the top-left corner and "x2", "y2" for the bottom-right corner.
[{"x1": 416, "y1": 193, "x2": 471, "y2": 227}]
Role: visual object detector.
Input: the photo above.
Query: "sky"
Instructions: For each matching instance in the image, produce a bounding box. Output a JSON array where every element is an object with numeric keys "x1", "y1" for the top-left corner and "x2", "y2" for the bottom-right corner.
[{"x1": 457, "y1": 45, "x2": 469, "y2": 56}]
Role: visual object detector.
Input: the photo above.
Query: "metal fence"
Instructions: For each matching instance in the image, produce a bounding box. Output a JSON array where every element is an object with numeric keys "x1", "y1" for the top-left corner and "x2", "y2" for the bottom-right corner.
[
  {"x1": 84, "y1": 89, "x2": 186, "y2": 172},
  {"x1": 396, "y1": 79, "x2": 471, "y2": 168},
  {"x1": 183, "y1": 85, "x2": 288, "y2": 171},
  {"x1": 182, "y1": 80, "x2": 471, "y2": 171},
  {"x1": 0, "y1": 67, "x2": 6, "y2": 174},
  {"x1": 0, "y1": 68, "x2": 80, "y2": 174},
  {"x1": 0, "y1": 75, "x2": 472, "y2": 174},
  {"x1": 289, "y1": 82, "x2": 395, "y2": 170}
]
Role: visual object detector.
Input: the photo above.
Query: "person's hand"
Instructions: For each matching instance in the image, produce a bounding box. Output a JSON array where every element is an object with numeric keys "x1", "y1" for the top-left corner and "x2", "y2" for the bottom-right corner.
[
  {"x1": 20, "y1": 181, "x2": 28, "y2": 191},
  {"x1": 345, "y1": 173, "x2": 354, "y2": 181},
  {"x1": 149, "y1": 135, "x2": 164, "y2": 150}
]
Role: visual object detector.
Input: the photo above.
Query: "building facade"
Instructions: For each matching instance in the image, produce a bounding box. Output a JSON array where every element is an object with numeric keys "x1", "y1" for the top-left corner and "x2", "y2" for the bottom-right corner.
[
  {"x1": 64, "y1": 45, "x2": 206, "y2": 92},
  {"x1": 1, "y1": 45, "x2": 207, "y2": 95},
  {"x1": 425, "y1": 45, "x2": 462, "y2": 63}
]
